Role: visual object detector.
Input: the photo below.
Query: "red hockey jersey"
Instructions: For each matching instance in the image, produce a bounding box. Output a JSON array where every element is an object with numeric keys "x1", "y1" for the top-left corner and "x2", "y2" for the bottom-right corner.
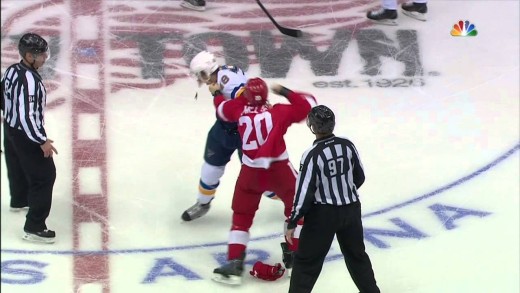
[{"x1": 215, "y1": 90, "x2": 317, "y2": 169}]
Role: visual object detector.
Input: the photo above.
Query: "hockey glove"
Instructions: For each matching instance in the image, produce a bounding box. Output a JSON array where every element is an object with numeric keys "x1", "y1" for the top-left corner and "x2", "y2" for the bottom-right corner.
[
  {"x1": 249, "y1": 261, "x2": 285, "y2": 281},
  {"x1": 271, "y1": 83, "x2": 292, "y2": 97},
  {"x1": 209, "y1": 83, "x2": 222, "y2": 97}
]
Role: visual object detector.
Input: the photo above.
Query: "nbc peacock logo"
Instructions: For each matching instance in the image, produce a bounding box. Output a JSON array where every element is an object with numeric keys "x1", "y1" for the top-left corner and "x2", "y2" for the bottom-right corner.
[{"x1": 450, "y1": 20, "x2": 478, "y2": 37}]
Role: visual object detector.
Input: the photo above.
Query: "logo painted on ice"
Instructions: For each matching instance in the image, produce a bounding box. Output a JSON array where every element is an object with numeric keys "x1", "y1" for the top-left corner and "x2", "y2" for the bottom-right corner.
[
  {"x1": 1, "y1": 1, "x2": 439, "y2": 93},
  {"x1": 3, "y1": 143, "x2": 519, "y2": 285},
  {"x1": 0, "y1": 204, "x2": 495, "y2": 285}
]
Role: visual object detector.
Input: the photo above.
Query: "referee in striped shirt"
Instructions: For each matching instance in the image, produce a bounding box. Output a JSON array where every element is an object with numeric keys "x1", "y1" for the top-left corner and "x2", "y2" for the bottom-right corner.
[
  {"x1": 285, "y1": 105, "x2": 380, "y2": 293},
  {"x1": 2, "y1": 33, "x2": 57, "y2": 243}
]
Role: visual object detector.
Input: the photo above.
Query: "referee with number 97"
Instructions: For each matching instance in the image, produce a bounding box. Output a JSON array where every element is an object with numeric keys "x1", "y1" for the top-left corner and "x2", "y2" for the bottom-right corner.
[{"x1": 285, "y1": 105, "x2": 380, "y2": 293}]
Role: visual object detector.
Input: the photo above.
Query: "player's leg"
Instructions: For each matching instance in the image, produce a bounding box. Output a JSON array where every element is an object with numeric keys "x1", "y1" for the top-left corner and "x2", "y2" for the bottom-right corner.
[
  {"x1": 181, "y1": 122, "x2": 234, "y2": 221},
  {"x1": 213, "y1": 166, "x2": 262, "y2": 285},
  {"x1": 227, "y1": 166, "x2": 262, "y2": 260}
]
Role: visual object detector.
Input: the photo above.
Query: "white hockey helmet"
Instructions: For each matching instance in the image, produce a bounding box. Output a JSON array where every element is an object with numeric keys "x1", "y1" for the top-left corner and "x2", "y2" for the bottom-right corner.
[{"x1": 189, "y1": 51, "x2": 219, "y2": 83}]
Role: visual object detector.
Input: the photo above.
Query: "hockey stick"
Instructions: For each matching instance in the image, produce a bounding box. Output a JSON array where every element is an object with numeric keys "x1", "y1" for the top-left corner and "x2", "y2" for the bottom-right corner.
[{"x1": 255, "y1": 0, "x2": 302, "y2": 38}]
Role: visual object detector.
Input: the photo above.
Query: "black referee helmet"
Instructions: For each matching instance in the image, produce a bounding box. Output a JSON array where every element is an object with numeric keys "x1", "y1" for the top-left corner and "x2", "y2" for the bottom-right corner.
[
  {"x1": 307, "y1": 105, "x2": 335, "y2": 134},
  {"x1": 18, "y1": 33, "x2": 48, "y2": 57}
]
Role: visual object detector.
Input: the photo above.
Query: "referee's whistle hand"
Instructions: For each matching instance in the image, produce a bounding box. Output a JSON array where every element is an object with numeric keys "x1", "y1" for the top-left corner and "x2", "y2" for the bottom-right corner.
[{"x1": 41, "y1": 139, "x2": 58, "y2": 158}]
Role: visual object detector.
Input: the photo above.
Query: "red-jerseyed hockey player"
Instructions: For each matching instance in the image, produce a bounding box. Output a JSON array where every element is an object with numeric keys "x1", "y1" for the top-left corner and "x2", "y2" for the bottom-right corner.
[{"x1": 209, "y1": 77, "x2": 317, "y2": 285}]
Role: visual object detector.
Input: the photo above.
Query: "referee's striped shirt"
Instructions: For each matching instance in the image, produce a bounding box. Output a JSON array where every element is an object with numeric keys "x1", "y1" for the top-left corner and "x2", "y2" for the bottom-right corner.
[
  {"x1": 1, "y1": 61, "x2": 48, "y2": 144},
  {"x1": 287, "y1": 134, "x2": 365, "y2": 228}
]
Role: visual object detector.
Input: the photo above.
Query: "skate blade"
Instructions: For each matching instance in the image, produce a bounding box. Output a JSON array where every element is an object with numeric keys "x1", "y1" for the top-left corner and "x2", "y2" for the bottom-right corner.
[
  {"x1": 22, "y1": 234, "x2": 55, "y2": 244},
  {"x1": 369, "y1": 19, "x2": 398, "y2": 26},
  {"x1": 402, "y1": 10, "x2": 427, "y2": 21},
  {"x1": 212, "y1": 273, "x2": 242, "y2": 285}
]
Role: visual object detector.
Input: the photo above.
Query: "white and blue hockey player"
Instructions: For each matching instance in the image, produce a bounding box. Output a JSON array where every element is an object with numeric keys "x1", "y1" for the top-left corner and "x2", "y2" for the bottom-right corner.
[{"x1": 182, "y1": 51, "x2": 277, "y2": 221}]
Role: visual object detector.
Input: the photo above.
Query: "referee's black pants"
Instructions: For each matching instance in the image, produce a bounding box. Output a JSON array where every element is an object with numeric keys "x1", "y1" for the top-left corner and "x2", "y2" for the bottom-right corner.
[
  {"x1": 289, "y1": 201, "x2": 380, "y2": 293},
  {"x1": 3, "y1": 124, "x2": 56, "y2": 232}
]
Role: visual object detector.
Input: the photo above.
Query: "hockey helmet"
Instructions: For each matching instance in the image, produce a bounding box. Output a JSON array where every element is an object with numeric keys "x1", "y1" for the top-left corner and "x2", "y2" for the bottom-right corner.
[
  {"x1": 307, "y1": 105, "x2": 335, "y2": 134},
  {"x1": 189, "y1": 51, "x2": 219, "y2": 83},
  {"x1": 18, "y1": 33, "x2": 49, "y2": 58},
  {"x1": 243, "y1": 78, "x2": 268, "y2": 106}
]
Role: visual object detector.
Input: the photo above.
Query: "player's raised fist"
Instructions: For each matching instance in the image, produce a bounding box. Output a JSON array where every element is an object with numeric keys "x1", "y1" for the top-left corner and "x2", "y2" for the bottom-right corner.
[{"x1": 270, "y1": 83, "x2": 282, "y2": 94}]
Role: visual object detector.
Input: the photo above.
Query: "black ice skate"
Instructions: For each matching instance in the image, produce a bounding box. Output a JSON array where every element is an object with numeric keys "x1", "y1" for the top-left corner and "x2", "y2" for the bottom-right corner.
[
  {"x1": 366, "y1": 8, "x2": 398, "y2": 26},
  {"x1": 212, "y1": 258, "x2": 244, "y2": 285},
  {"x1": 180, "y1": 0, "x2": 206, "y2": 11},
  {"x1": 181, "y1": 200, "x2": 211, "y2": 221},
  {"x1": 281, "y1": 242, "x2": 294, "y2": 277},
  {"x1": 23, "y1": 229, "x2": 56, "y2": 244},
  {"x1": 401, "y1": 2, "x2": 428, "y2": 21}
]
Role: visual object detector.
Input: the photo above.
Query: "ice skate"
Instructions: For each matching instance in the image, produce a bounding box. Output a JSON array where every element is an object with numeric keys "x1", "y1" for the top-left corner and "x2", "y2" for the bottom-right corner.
[
  {"x1": 281, "y1": 242, "x2": 294, "y2": 277},
  {"x1": 366, "y1": 8, "x2": 398, "y2": 26},
  {"x1": 22, "y1": 229, "x2": 56, "y2": 244},
  {"x1": 180, "y1": 0, "x2": 206, "y2": 11},
  {"x1": 401, "y1": 2, "x2": 428, "y2": 21},
  {"x1": 181, "y1": 200, "x2": 211, "y2": 221},
  {"x1": 212, "y1": 258, "x2": 244, "y2": 285}
]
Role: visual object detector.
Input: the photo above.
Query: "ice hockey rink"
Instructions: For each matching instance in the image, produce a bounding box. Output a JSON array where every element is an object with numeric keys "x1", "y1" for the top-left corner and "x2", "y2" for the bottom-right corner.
[{"x1": 1, "y1": 0, "x2": 519, "y2": 292}]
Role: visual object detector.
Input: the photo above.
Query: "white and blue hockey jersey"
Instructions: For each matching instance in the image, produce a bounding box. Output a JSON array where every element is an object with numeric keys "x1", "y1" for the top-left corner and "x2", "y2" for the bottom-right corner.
[{"x1": 216, "y1": 65, "x2": 247, "y2": 100}]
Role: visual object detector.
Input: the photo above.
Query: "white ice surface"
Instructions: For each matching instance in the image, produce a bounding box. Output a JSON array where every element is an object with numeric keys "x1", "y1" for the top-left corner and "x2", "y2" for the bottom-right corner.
[{"x1": 1, "y1": 1, "x2": 519, "y2": 292}]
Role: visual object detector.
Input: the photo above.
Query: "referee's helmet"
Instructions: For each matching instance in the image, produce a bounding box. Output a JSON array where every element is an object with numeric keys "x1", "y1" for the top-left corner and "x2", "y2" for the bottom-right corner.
[
  {"x1": 307, "y1": 105, "x2": 335, "y2": 134},
  {"x1": 18, "y1": 33, "x2": 48, "y2": 58}
]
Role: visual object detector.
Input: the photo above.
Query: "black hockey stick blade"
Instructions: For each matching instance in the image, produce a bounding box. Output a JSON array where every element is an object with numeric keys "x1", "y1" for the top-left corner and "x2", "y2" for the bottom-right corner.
[{"x1": 255, "y1": 0, "x2": 302, "y2": 38}]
